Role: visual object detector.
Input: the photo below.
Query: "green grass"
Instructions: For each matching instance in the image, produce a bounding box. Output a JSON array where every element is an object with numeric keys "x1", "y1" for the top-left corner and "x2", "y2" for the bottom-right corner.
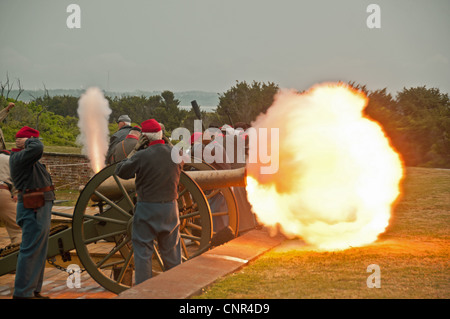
[
  {"x1": 5, "y1": 142, "x2": 82, "y2": 154},
  {"x1": 54, "y1": 189, "x2": 80, "y2": 206},
  {"x1": 195, "y1": 167, "x2": 450, "y2": 299}
]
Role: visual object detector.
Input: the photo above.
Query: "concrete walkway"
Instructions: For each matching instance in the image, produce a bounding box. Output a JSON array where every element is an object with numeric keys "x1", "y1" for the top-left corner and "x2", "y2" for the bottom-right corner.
[{"x1": 116, "y1": 228, "x2": 285, "y2": 299}]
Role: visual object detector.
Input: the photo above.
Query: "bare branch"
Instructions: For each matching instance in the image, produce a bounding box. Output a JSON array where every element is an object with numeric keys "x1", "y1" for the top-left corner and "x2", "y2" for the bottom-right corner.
[
  {"x1": 5, "y1": 72, "x2": 12, "y2": 99},
  {"x1": 43, "y1": 82, "x2": 49, "y2": 98},
  {"x1": 0, "y1": 81, "x2": 4, "y2": 98},
  {"x1": 14, "y1": 78, "x2": 24, "y2": 102}
]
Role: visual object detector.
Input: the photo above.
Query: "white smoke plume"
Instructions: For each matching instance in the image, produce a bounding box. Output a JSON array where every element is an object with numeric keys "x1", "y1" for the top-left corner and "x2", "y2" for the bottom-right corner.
[{"x1": 76, "y1": 87, "x2": 112, "y2": 173}]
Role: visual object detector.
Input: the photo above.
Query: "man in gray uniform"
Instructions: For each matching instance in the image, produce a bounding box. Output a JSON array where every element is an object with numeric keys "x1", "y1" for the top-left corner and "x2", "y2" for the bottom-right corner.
[
  {"x1": 115, "y1": 119, "x2": 182, "y2": 284},
  {"x1": 110, "y1": 126, "x2": 141, "y2": 163},
  {"x1": 106, "y1": 114, "x2": 133, "y2": 164},
  {"x1": 9, "y1": 126, "x2": 55, "y2": 299}
]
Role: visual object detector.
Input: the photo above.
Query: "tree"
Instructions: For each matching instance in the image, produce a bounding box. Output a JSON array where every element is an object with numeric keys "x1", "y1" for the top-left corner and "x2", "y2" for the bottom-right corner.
[
  {"x1": 216, "y1": 80, "x2": 279, "y2": 125},
  {"x1": 364, "y1": 88, "x2": 404, "y2": 154},
  {"x1": 350, "y1": 83, "x2": 450, "y2": 168},
  {"x1": 108, "y1": 95, "x2": 159, "y2": 125},
  {"x1": 394, "y1": 86, "x2": 450, "y2": 167},
  {"x1": 106, "y1": 91, "x2": 188, "y2": 133},
  {"x1": 153, "y1": 90, "x2": 186, "y2": 131},
  {"x1": 35, "y1": 94, "x2": 79, "y2": 117},
  {"x1": 0, "y1": 73, "x2": 24, "y2": 101},
  {"x1": 1, "y1": 99, "x2": 80, "y2": 147}
]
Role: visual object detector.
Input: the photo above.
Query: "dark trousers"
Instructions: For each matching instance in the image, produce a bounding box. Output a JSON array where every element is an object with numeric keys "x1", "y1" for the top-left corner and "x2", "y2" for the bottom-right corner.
[
  {"x1": 132, "y1": 201, "x2": 181, "y2": 285},
  {"x1": 14, "y1": 200, "x2": 53, "y2": 297}
]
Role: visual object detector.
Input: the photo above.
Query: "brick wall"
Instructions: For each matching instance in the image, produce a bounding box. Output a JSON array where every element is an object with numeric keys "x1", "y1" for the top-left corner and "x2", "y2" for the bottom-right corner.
[{"x1": 40, "y1": 153, "x2": 94, "y2": 189}]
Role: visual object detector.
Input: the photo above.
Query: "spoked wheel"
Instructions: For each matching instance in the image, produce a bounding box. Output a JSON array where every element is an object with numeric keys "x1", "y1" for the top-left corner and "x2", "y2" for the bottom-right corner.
[{"x1": 72, "y1": 163, "x2": 212, "y2": 294}]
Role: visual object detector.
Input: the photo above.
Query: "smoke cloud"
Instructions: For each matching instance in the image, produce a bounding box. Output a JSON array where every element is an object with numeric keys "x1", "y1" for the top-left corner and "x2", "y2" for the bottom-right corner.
[
  {"x1": 246, "y1": 83, "x2": 403, "y2": 250},
  {"x1": 76, "y1": 87, "x2": 112, "y2": 173}
]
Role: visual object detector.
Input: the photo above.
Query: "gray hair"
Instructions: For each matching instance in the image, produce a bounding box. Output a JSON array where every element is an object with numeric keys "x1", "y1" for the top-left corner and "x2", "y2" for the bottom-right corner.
[{"x1": 143, "y1": 131, "x2": 163, "y2": 142}]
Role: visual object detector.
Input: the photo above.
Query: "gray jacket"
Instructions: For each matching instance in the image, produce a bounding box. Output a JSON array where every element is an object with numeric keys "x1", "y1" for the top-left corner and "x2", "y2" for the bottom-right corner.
[
  {"x1": 115, "y1": 142, "x2": 181, "y2": 203},
  {"x1": 111, "y1": 136, "x2": 138, "y2": 163},
  {"x1": 106, "y1": 125, "x2": 132, "y2": 163},
  {"x1": 9, "y1": 138, "x2": 55, "y2": 201}
]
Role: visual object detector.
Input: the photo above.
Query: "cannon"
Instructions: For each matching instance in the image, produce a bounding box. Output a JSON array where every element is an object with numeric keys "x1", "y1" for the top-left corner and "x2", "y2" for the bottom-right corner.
[{"x1": 0, "y1": 161, "x2": 247, "y2": 294}]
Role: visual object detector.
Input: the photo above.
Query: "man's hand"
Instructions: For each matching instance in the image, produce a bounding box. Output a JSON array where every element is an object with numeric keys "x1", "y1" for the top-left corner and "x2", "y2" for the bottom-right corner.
[
  {"x1": 15, "y1": 137, "x2": 28, "y2": 150},
  {"x1": 127, "y1": 134, "x2": 149, "y2": 159},
  {"x1": 135, "y1": 134, "x2": 149, "y2": 151},
  {"x1": 6, "y1": 102, "x2": 15, "y2": 111}
]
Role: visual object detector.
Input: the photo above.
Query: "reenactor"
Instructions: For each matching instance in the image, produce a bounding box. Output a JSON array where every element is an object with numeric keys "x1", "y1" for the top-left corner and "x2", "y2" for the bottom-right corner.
[
  {"x1": 106, "y1": 114, "x2": 133, "y2": 164},
  {"x1": 0, "y1": 149, "x2": 21, "y2": 245},
  {"x1": 115, "y1": 119, "x2": 182, "y2": 284},
  {"x1": 110, "y1": 126, "x2": 141, "y2": 163},
  {"x1": 10, "y1": 126, "x2": 54, "y2": 299}
]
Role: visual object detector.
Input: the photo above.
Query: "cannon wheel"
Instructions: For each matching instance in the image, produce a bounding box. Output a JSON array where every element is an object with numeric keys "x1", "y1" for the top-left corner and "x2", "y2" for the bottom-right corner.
[
  {"x1": 72, "y1": 163, "x2": 212, "y2": 294},
  {"x1": 184, "y1": 161, "x2": 239, "y2": 237}
]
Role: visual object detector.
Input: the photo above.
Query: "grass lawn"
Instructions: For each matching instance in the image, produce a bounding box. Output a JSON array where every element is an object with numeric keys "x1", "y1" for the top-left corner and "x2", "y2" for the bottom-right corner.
[
  {"x1": 53, "y1": 189, "x2": 81, "y2": 206},
  {"x1": 5, "y1": 142, "x2": 82, "y2": 154},
  {"x1": 195, "y1": 167, "x2": 450, "y2": 299}
]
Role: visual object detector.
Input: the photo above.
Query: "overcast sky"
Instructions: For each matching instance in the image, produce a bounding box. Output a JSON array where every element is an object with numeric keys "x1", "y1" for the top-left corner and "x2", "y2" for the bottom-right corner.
[{"x1": 0, "y1": 0, "x2": 449, "y2": 95}]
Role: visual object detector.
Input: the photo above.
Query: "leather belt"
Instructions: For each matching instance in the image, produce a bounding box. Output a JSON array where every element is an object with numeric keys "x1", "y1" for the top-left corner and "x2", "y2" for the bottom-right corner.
[
  {"x1": 148, "y1": 199, "x2": 175, "y2": 204},
  {"x1": 19, "y1": 185, "x2": 55, "y2": 193}
]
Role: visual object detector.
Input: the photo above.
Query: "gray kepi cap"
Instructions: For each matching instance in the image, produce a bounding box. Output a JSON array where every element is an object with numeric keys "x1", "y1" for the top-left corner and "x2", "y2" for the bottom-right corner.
[{"x1": 117, "y1": 115, "x2": 131, "y2": 123}]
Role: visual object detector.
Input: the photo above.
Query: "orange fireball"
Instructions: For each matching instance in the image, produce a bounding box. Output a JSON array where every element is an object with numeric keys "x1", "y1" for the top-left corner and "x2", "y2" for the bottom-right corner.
[{"x1": 246, "y1": 83, "x2": 403, "y2": 251}]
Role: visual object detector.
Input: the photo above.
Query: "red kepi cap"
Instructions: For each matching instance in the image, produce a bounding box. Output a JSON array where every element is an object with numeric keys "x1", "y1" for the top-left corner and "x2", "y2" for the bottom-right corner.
[
  {"x1": 141, "y1": 119, "x2": 161, "y2": 133},
  {"x1": 15, "y1": 126, "x2": 40, "y2": 138}
]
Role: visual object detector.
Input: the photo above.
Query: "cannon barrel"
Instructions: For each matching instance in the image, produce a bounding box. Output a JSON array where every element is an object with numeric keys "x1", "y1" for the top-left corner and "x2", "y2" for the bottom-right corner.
[
  {"x1": 186, "y1": 166, "x2": 246, "y2": 190},
  {"x1": 90, "y1": 167, "x2": 246, "y2": 201}
]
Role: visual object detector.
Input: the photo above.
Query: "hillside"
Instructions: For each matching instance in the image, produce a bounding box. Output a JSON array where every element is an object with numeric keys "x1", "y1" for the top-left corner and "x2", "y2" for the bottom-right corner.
[{"x1": 8, "y1": 89, "x2": 219, "y2": 108}]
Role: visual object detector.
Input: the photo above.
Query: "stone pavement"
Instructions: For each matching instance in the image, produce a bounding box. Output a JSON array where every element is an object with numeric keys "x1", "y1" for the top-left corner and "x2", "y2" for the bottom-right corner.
[
  {"x1": 116, "y1": 228, "x2": 285, "y2": 299},
  {"x1": 0, "y1": 269, "x2": 117, "y2": 299},
  {"x1": 1, "y1": 206, "x2": 285, "y2": 299},
  {"x1": 0, "y1": 206, "x2": 116, "y2": 299}
]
